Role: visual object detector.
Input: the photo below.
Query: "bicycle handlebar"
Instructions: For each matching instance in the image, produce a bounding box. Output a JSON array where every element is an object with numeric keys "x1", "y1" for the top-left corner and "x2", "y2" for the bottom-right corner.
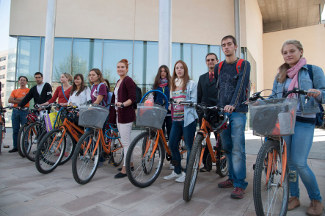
[{"x1": 248, "y1": 88, "x2": 308, "y2": 102}]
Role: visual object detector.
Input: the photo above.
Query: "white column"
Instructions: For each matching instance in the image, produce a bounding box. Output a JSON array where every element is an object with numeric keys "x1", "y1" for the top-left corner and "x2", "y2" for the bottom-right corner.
[
  {"x1": 158, "y1": 0, "x2": 172, "y2": 68},
  {"x1": 42, "y1": 0, "x2": 57, "y2": 84},
  {"x1": 234, "y1": 0, "x2": 241, "y2": 58}
]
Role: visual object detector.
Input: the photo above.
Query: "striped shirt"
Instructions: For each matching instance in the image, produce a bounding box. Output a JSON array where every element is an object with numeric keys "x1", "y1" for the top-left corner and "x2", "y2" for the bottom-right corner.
[{"x1": 172, "y1": 90, "x2": 187, "y2": 121}]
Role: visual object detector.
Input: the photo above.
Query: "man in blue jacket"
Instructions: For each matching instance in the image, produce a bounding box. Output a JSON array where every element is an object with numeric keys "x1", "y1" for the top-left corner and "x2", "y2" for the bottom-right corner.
[{"x1": 215, "y1": 35, "x2": 250, "y2": 199}]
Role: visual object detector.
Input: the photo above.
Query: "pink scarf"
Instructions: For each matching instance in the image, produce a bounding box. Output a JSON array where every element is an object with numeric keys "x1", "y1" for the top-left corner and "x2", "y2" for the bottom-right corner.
[{"x1": 287, "y1": 57, "x2": 306, "y2": 98}]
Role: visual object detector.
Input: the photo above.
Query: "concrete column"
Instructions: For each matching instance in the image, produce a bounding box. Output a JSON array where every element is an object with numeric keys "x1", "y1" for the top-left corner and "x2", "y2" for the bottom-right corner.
[
  {"x1": 234, "y1": 0, "x2": 241, "y2": 58},
  {"x1": 42, "y1": 0, "x2": 57, "y2": 84},
  {"x1": 158, "y1": 0, "x2": 172, "y2": 69}
]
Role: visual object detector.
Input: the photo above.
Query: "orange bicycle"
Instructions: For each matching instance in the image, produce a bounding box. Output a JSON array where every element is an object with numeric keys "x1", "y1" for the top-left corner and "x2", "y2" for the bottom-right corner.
[
  {"x1": 125, "y1": 90, "x2": 187, "y2": 188},
  {"x1": 35, "y1": 106, "x2": 82, "y2": 174},
  {"x1": 249, "y1": 88, "x2": 307, "y2": 216},
  {"x1": 71, "y1": 105, "x2": 123, "y2": 184},
  {"x1": 183, "y1": 102, "x2": 228, "y2": 201}
]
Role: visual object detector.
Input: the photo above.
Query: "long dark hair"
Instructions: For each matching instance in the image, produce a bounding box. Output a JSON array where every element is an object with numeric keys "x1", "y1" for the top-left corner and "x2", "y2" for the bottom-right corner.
[
  {"x1": 171, "y1": 60, "x2": 190, "y2": 92},
  {"x1": 70, "y1": 74, "x2": 87, "y2": 96},
  {"x1": 153, "y1": 65, "x2": 171, "y2": 89}
]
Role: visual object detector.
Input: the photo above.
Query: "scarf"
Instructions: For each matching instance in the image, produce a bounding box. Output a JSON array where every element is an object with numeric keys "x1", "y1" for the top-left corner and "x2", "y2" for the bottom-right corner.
[
  {"x1": 287, "y1": 57, "x2": 306, "y2": 98},
  {"x1": 159, "y1": 78, "x2": 168, "y2": 88},
  {"x1": 175, "y1": 78, "x2": 183, "y2": 88}
]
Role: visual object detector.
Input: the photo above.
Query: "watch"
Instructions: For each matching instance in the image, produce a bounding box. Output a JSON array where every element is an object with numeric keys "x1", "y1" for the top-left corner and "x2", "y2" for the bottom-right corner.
[{"x1": 121, "y1": 103, "x2": 124, "y2": 108}]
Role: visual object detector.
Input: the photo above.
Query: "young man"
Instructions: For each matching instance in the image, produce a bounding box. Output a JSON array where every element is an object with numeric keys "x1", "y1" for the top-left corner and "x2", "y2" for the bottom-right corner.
[
  {"x1": 8, "y1": 76, "x2": 30, "y2": 153},
  {"x1": 19, "y1": 72, "x2": 52, "y2": 108},
  {"x1": 197, "y1": 53, "x2": 219, "y2": 172},
  {"x1": 215, "y1": 35, "x2": 250, "y2": 199}
]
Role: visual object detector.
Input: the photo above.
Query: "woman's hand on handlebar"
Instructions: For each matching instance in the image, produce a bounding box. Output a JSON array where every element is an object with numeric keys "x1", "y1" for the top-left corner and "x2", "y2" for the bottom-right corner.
[
  {"x1": 307, "y1": 89, "x2": 321, "y2": 98},
  {"x1": 224, "y1": 105, "x2": 235, "y2": 113}
]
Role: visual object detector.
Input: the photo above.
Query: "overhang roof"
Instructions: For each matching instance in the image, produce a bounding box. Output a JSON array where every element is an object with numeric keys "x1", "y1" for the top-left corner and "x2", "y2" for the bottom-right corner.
[{"x1": 257, "y1": 0, "x2": 325, "y2": 33}]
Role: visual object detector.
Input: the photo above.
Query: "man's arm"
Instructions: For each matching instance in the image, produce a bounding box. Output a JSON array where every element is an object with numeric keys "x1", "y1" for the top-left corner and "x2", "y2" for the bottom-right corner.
[{"x1": 19, "y1": 89, "x2": 33, "y2": 107}]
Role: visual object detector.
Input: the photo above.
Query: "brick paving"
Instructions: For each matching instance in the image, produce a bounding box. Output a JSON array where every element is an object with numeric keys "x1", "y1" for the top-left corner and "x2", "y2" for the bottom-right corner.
[{"x1": 0, "y1": 129, "x2": 324, "y2": 216}]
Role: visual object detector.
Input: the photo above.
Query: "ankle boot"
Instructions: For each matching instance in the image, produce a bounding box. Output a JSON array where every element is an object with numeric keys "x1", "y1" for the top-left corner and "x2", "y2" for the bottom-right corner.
[
  {"x1": 306, "y1": 200, "x2": 324, "y2": 216},
  {"x1": 288, "y1": 196, "x2": 300, "y2": 211}
]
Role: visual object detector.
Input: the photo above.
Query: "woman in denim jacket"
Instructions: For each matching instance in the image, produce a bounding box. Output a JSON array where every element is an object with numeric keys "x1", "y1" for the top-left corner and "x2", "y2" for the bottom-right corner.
[
  {"x1": 163, "y1": 60, "x2": 198, "y2": 183},
  {"x1": 269, "y1": 40, "x2": 324, "y2": 216}
]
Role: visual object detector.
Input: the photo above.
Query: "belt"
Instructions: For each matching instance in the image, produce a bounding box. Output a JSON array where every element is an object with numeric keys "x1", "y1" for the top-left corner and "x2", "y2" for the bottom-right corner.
[{"x1": 14, "y1": 107, "x2": 29, "y2": 111}]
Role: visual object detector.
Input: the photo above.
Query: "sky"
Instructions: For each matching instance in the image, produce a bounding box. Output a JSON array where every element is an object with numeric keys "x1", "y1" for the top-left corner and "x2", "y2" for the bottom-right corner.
[{"x1": 0, "y1": 1, "x2": 324, "y2": 53}]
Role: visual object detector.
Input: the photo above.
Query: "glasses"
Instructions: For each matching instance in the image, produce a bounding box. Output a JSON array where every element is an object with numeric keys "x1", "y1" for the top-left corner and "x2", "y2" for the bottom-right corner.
[{"x1": 206, "y1": 59, "x2": 216, "y2": 62}]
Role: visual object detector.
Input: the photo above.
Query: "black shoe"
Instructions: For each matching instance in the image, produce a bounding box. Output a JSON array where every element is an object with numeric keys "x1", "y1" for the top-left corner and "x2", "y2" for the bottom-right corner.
[
  {"x1": 200, "y1": 167, "x2": 209, "y2": 172},
  {"x1": 9, "y1": 148, "x2": 18, "y2": 153},
  {"x1": 117, "y1": 167, "x2": 134, "y2": 171},
  {"x1": 114, "y1": 172, "x2": 127, "y2": 179}
]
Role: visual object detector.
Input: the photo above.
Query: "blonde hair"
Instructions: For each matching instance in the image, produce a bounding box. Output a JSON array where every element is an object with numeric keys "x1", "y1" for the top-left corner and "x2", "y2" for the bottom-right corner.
[
  {"x1": 62, "y1": 73, "x2": 73, "y2": 82},
  {"x1": 277, "y1": 40, "x2": 303, "y2": 83}
]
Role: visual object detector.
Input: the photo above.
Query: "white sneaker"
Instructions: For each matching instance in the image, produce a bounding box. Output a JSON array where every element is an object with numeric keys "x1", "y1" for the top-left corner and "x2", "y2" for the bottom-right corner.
[
  {"x1": 169, "y1": 164, "x2": 174, "y2": 170},
  {"x1": 163, "y1": 171, "x2": 182, "y2": 180},
  {"x1": 175, "y1": 172, "x2": 186, "y2": 183}
]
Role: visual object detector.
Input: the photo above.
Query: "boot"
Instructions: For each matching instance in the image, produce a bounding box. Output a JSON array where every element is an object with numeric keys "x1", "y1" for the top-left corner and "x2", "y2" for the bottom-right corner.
[{"x1": 306, "y1": 200, "x2": 324, "y2": 216}]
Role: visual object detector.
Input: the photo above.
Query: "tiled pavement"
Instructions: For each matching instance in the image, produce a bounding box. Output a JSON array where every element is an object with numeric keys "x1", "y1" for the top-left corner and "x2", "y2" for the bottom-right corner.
[{"x1": 0, "y1": 129, "x2": 324, "y2": 216}]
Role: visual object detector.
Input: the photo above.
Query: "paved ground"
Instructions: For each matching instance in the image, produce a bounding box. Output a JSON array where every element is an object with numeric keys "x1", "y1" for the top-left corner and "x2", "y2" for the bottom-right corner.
[{"x1": 0, "y1": 128, "x2": 324, "y2": 216}]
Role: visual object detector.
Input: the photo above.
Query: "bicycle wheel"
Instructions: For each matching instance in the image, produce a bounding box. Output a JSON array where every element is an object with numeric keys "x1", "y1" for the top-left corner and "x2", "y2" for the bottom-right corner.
[
  {"x1": 216, "y1": 137, "x2": 228, "y2": 177},
  {"x1": 179, "y1": 138, "x2": 187, "y2": 170},
  {"x1": 72, "y1": 129, "x2": 101, "y2": 184},
  {"x1": 58, "y1": 130, "x2": 75, "y2": 165},
  {"x1": 17, "y1": 123, "x2": 29, "y2": 157},
  {"x1": 183, "y1": 133, "x2": 203, "y2": 202},
  {"x1": 107, "y1": 130, "x2": 123, "y2": 167},
  {"x1": 126, "y1": 130, "x2": 165, "y2": 188},
  {"x1": 253, "y1": 139, "x2": 289, "y2": 216},
  {"x1": 22, "y1": 122, "x2": 44, "y2": 162},
  {"x1": 35, "y1": 128, "x2": 66, "y2": 174}
]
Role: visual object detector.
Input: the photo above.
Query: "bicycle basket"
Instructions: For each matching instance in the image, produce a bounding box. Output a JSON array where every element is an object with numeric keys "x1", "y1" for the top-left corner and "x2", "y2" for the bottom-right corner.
[
  {"x1": 78, "y1": 105, "x2": 109, "y2": 129},
  {"x1": 249, "y1": 98, "x2": 298, "y2": 136},
  {"x1": 136, "y1": 103, "x2": 167, "y2": 129}
]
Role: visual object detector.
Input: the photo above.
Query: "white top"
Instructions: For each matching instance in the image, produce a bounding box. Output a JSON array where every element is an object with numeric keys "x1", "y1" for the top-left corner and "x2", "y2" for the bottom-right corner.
[
  {"x1": 37, "y1": 83, "x2": 45, "y2": 95},
  {"x1": 114, "y1": 85, "x2": 119, "y2": 110},
  {"x1": 68, "y1": 87, "x2": 91, "y2": 107}
]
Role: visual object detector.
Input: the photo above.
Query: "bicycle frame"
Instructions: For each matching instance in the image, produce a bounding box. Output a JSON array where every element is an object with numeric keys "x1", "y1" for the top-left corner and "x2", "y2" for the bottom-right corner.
[{"x1": 143, "y1": 129, "x2": 171, "y2": 160}]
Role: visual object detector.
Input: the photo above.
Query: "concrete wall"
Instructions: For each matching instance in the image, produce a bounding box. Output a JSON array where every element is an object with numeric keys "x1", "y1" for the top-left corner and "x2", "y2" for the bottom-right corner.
[
  {"x1": 263, "y1": 24, "x2": 325, "y2": 90},
  {"x1": 9, "y1": 0, "x2": 247, "y2": 45},
  {"x1": 244, "y1": 0, "x2": 263, "y2": 91}
]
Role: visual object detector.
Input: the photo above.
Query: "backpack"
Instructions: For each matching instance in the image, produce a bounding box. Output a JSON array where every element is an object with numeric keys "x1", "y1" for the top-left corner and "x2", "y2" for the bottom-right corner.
[
  {"x1": 306, "y1": 64, "x2": 324, "y2": 127},
  {"x1": 93, "y1": 83, "x2": 112, "y2": 108},
  {"x1": 133, "y1": 85, "x2": 142, "y2": 109}
]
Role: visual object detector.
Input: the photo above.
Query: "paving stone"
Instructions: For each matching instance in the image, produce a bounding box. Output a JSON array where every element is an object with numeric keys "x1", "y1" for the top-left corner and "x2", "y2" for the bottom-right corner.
[
  {"x1": 161, "y1": 200, "x2": 210, "y2": 216},
  {"x1": 75, "y1": 204, "x2": 121, "y2": 216}
]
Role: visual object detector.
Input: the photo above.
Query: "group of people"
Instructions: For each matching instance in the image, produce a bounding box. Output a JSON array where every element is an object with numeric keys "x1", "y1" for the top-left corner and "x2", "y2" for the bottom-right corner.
[{"x1": 5, "y1": 35, "x2": 324, "y2": 215}]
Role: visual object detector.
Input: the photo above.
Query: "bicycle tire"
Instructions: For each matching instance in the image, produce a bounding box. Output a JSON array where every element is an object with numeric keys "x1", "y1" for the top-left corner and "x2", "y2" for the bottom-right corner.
[
  {"x1": 72, "y1": 129, "x2": 101, "y2": 185},
  {"x1": 253, "y1": 139, "x2": 289, "y2": 216},
  {"x1": 183, "y1": 133, "x2": 203, "y2": 202},
  {"x1": 108, "y1": 132, "x2": 124, "y2": 167},
  {"x1": 22, "y1": 122, "x2": 44, "y2": 162},
  {"x1": 216, "y1": 137, "x2": 228, "y2": 177},
  {"x1": 35, "y1": 128, "x2": 66, "y2": 174},
  {"x1": 126, "y1": 130, "x2": 165, "y2": 188},
  {"x1": 58, "y1": 130, "x2": 75, "y2": 165},
  {"x1": 17, "y1": 123, "x2": 29, "y2": 158}
]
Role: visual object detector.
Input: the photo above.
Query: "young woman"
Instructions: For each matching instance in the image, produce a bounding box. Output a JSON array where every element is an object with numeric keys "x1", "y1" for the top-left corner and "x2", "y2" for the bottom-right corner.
[
  {"x1": 68, "y1": 74, "x2": 91, "y2": 107},
  {"x1": 269, "y1": 40, "x2": 324, "y2": 215},
  {"x1": 153, "y1": 65, "x2": 172, "y2": 140},
  {"x1": 41, "y1": 73, "x2": 72, "y2": 106},
  {"x1": 163, "y1": 60, "x2": 198, "y2": 183},
  {"x1": 108, "y1": 59, "x2": 136, "y2": 179},
  {"x1": 89, "y1": 68, "x2": 108, "y2": 106}
]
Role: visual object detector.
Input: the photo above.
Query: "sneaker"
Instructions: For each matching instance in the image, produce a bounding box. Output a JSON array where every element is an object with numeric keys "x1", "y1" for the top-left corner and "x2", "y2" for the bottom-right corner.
[
  {"x1": 169, "y1": 164, "x2": 174, "y2": 170},
  {"x1": 8, "y1": 148, "x2": 18, "y2": 153},
  {"x1": 231, "y1": 187, "x2": 245, "y2": 199},
  {"x1": 175, "y1": 172, "x2": 186, "y2": 183},
  {"x1": 218, "y1": 179, "x2": 233, "y2": 188},
  {"x1": 306, "y1": 200, "x2": 324, "y2": 216},
  {"x1": 163, "y1": 171, "x2": 182, "y2": 180},
  {"x1": 288, "y1": 197, "x2": 300, "y2": 211}
]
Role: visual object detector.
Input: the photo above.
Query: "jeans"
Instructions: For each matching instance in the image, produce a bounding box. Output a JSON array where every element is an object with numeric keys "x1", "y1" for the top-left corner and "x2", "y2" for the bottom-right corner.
[
  {"x1": 168, "y1": 120, "x2": 197, "y2": 174},
  {"x1": 162, "y1": 115, "x2": 172, "y2": 140},
  {"x1": 284, "y1": 121, "x2": 322, "y2": 201},
  {"x1": 220, "y1": 112, "x2": 248, "y2": 189},
  {"x1": 12, "y1": 108, "x2": 29, "y2": 149}
]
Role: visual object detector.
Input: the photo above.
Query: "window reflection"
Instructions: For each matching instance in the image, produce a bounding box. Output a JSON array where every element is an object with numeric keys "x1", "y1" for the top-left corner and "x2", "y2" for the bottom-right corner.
[
  {"x1": 52, "y1": 38, "x2": 72, "y2": 82},
  {"x1": 192, "y1": 44, "x2": 208, "y2": 81}
]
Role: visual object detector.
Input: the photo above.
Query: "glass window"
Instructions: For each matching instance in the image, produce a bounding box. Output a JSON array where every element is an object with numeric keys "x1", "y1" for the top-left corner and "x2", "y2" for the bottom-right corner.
[
  {"x1": 209, "y1": 45, "x2": 221, "y2": 61},
  {"x1": 192, "y1": 44, "x2": 208, "y2": 82},
  {"x1": 132, "y1": 41, "x2": 144, "y2": 86},
  {"x1": 145, "y1": 41, "x2": 158, "y2": 85},
  {"x1": 103, "y1": 40, "x2": 133, "y2": 84},
  {"x1": 172, "y1": 43, "x2": 181, "y2": 68},
  {"x1": 182, "y1": 43, "x2": 192, "y2": 77},
  {"x1": 52, "y1": 38, "x2": 72, "y2": 82},
  {"x1": 40, "y1": 37, "x2": 45, "y2": 72},
  {"x1": 16, "y1": 36, "x2": 41, "y2": 81},
  {"x1": 72, "y1": 38, "x2": 103, "y2": 79}
]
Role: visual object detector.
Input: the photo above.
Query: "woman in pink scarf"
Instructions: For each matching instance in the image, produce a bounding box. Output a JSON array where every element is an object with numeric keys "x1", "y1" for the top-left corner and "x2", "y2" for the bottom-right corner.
[{"x1": 270, "y1": 40, "x2": 325, "y2": 216}]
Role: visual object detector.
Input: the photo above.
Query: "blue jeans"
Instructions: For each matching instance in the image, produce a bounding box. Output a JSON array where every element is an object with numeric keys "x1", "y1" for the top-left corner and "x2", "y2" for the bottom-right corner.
[
  {"x1": 284, "y1": 121, "x2": 322, "y2": 201},
  {"x1": 220, "y1": 112, "x2": 248, "y2": 189},
  {"x1": 168, "y1": 120, "x2": 197, "y2": 174},
  {"x1": 12, "y1": 108, "x2": 29, "y2": 149}
]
